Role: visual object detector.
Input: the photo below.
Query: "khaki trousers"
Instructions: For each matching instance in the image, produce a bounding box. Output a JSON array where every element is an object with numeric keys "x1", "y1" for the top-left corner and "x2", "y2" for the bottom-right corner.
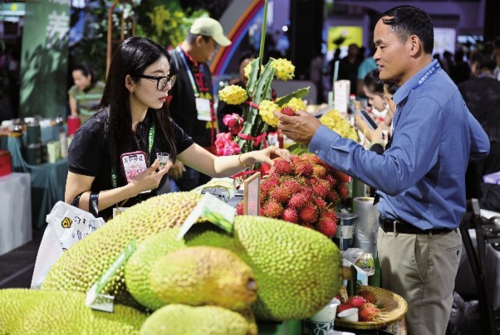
[{"x1": 377, "y1": 228, "x2": 462, "y2": 335}]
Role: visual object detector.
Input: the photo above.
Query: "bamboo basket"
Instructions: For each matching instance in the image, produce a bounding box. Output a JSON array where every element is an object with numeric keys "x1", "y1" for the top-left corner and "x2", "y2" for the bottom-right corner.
[{"x1": 335, "y1": 285, "x2": 408, "y2": 330}]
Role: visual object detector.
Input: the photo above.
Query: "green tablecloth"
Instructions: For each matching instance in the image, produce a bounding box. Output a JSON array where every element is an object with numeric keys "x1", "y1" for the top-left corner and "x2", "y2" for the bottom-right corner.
[{"x1": 1, "y1": 135, "x2": 67, "y2": 230}]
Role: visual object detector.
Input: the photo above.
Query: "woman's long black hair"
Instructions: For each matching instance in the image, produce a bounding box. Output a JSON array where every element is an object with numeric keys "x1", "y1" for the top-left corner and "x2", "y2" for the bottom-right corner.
[{"x1": 98, "y1": 36, "x2": 178, "y2": 173}]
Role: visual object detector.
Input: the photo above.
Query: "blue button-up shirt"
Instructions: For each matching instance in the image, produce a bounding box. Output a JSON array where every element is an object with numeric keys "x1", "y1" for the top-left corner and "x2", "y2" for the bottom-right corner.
[{"x1": 310, "y1": 60, "x2": 490, "y2": 230}]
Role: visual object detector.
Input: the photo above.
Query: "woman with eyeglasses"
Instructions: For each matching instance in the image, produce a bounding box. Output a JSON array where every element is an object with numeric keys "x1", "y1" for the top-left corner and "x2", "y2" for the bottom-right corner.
[{"x1": 65, "y1": 36, "x2": 290, "y2": 221}]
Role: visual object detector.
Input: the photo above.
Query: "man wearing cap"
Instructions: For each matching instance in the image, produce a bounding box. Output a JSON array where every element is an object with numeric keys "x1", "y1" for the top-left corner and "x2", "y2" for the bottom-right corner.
[{"x1": 167, "y1": 17, "x2": 232, "y2": 191}]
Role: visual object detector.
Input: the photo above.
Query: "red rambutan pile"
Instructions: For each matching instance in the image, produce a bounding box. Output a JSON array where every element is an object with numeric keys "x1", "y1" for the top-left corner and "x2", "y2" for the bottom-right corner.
[{"x1": 236, "y1": 153, "x2": 351, "y2": 238}]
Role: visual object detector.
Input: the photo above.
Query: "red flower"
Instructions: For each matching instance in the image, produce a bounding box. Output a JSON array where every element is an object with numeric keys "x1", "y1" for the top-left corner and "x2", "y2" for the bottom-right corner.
[{"x1": 223, "y1": 113, "x2": 244, "y2": 135}]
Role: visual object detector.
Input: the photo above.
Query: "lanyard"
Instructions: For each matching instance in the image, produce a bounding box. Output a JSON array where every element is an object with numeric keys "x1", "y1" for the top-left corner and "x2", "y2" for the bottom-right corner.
[
  {"x1": 177, "y1": 46, "x2": 202, "y2": 98},
  {"x1": 392, "y1": 61, "x2": 441, "y2": 135},
  {"x1": 111, "y1": 122, "x2": 156, "y2": 188}
]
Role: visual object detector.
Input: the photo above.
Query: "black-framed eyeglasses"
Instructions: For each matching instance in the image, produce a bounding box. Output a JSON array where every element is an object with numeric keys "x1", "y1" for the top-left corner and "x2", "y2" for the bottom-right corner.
[{"x1": 135, "y1": 74, "x2": 176, "y2": 91}]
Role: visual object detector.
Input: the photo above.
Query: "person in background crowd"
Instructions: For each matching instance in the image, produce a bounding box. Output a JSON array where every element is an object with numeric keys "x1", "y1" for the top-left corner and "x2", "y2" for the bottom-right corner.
[
  {"x1": 356, "y1": 47, "x2": 378, "y2": 98},
  {"x1": 308, "y1": 48, "x2": 326, "y2": 104},
  {"x1": 442, "y1": 50, "x2": 454, "y2": 75},
  {"x1": 274, "y1": 6, "x2": 489, "y2": 334},
  {"x1": 356, "y1": 71, "x2": 397, "y2": 145},
  {"x1": 68, "y1": 64, "x2": 105, "y2": 125},
  {"x1": 217, "y1": 51, "x2": 256, "y2": 133},
  {"x1": 65, "y1": 36, "x2": 289, "y2": 221},
  {"x1": 451, "y1": 48, "x2": 471, "y2": 84},
  {"x1": 167, "y1": 17, "x2": 231, "y2": 191},
  {"x1": 331, "y1": 43, "x2": 361, "y2": 95},
  {"x1": 458, "y1": 43, "x2": 500, "y2": 211},
  {"x1": 493, "y1": 36, "x2": 500, "y2": 81}
]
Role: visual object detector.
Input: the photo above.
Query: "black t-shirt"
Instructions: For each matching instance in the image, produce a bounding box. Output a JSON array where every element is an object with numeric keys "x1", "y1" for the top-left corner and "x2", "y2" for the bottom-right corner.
[{"x1": 68, "y1": 109, "x2": 194, "y2": 220}]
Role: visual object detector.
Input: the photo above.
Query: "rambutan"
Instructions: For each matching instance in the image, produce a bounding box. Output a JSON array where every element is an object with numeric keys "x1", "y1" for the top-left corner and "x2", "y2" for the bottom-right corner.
[
  {"x1": 326, "y1": 190, "x2": 340, "y2": 203},
  {"x1": 269, "y1": 186, "x2": 292, "y2": 204},
  {"x1": 312, "y1": 182, "x2": 329, "y2": 198},
  {"x1": 336, "y1": 183, "x2": 350, "y2": 199},
  {"x1": 300, "y1": 153, "x2": 322, "y2": 165},
  {"x1": 358, "y1": 303, "x2": 380, "y2": 322},
  {"x1": 347, "y1": 296, "x2": 367, "y2": 308},
  {"x1": 358, "y1": 290, "x2": 376, "y2": 304},
  {"x1": 337, "y1": 303, "x2": 355, "y2": 315},
  {"x1": 324, "y1": 174, "x2": 338, "y2": 189},
  {"x1": 295, "y1": 162, "x2": 314, "y2": 177},
  {"x1": 320, "y1": 209, "x2": 338, "y2": 224},
  {"x1": 288, "y1": 193, "x2": 308, "y2": 210},
  {"x1": 235, "y1": 201, "x2": 244, "y2": 215},
  {"x1": 299, "y1": 203, "x2": 318, "y2": 224},
  {"x1": 312, "y1": 196, "x2": 327, "y2": 211},
  {"x1": 280, "y1": 107, "x2": 296, "y2": 116},
  {"x1": 290, "y1": 155, "x2": 301, "y2": 165},
  {"x1": 316, "y1": 218, "x2": 337, "y2": 238},
  {"x1": 272, "y1": 158, "x2": 294, "y2": 175},
  {"x1": 282, "y1": 207, "x2": 299, "y2": 223},
  {"x1": 335, "y1": 171, "x2": 351, "y2": 183},
  {"x1": 282, "y1": 179, "x2": 302, "y2": 194},
  {"x1": 262, "y1": 200, "x2": 283, "y2": 218},
  {"x1": 312, "y1": 164, "x2": 327, "y2": 178}
]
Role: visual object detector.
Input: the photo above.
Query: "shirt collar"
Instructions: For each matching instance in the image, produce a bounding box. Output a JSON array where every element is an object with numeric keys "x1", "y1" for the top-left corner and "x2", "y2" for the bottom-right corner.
[
  {"x1": 178, "y1": 44, "x2": 199, "y2": 67},
  {"x1": 393, "y1": 59, "x2": 438, "y2": 105}
]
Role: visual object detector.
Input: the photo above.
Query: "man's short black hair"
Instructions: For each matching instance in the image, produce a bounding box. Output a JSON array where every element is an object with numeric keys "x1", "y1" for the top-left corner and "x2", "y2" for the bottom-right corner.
[{"x1": 380, "y1": 5, "x2": 434, "y2": 55}]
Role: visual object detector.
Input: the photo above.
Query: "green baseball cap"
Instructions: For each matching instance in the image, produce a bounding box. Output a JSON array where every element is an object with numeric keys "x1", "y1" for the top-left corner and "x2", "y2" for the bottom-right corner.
[{"x1": 190, "y1": 17, "x2": 232, "y2": 47}]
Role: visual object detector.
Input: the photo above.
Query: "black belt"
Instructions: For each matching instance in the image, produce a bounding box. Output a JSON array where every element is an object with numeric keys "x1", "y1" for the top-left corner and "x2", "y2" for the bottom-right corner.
[{"x1": 379, "y1": 216, "x2": 454, "y2": 235}]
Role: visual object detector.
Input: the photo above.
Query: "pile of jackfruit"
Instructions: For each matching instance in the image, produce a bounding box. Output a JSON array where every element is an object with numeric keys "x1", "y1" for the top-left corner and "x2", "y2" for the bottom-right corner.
[{"x1": 0, "y1": 192, "x2": 343, "y2": 335}]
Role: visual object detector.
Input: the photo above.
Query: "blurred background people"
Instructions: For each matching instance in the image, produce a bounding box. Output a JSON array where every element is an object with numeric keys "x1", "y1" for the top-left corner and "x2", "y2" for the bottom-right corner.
[
  {"x1": 458, "y1": 43, "x2": 500, "y2": 211},
  {"x1": 167, "y1": 17, "x2": 231, "y2": 191},
  {"x1": 68, "y1": 64, "x2": 105, "y2": 125}
]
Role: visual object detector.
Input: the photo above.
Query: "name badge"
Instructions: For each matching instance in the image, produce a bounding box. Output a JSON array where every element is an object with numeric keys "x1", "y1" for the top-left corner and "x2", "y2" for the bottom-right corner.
[{"x1": 195, "y1": 97, "x2": 211, "y2": 121}]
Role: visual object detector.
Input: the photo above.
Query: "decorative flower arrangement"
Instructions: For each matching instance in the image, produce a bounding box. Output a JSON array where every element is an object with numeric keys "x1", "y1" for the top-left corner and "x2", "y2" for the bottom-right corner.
[
  {"x1": 216, "y1": 57, "x2": 309, "y2": 157},
  {"x1": 319, "y1": 109, "x2": 359, "y2": 142},
  {"x1": 235, "y1": 153, "x2": 351, "y2": 238}
]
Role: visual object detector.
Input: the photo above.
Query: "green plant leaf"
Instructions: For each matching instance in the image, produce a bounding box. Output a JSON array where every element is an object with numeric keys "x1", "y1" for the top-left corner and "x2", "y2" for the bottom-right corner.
[{"x1": 275, "y1": 87, "x2": 311, "y2": 107}]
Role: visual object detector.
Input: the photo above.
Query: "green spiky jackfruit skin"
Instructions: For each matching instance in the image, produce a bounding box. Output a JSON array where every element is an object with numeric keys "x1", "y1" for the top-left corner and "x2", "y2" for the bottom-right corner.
[
  {"x1": 150, "y1": 246, "x2": 257, "y2": 311},
  {"x1": 139, "y1": 304, "x2": 250, "y2": 335},
  {"x1": 41, "y1": 192, "x2": 203, "y2": 308},
  {"x1": 0, "y1": 289, "x2": 147, "y2": 335},
  {"x1": 126, "y1": 216, "x2": 342, "y2": 321}
]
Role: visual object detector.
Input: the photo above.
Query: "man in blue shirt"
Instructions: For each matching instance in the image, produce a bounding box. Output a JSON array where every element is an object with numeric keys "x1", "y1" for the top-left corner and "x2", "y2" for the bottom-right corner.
[{"x1": 274, "y1": 5, "x2": 489, "y2": 334}]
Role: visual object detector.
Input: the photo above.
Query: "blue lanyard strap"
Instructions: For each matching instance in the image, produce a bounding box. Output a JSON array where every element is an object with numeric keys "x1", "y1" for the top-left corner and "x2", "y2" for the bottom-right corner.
[
  {"x1": 177, "y1": 46, "x2": 201, "y2": 98},
  {"x1": 392, "y1": 61, "x2": 441, "y2": 134},
  {"x1": 111, "y1": 122, "x2": 156, "y2": 188}
]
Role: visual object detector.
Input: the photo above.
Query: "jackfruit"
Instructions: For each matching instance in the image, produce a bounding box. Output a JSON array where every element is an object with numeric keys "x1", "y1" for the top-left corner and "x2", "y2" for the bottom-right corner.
[
  {"x1": 126, "y1": 216, "x2": 342, "y2": 320},
  {"x1": 139, "y1": 304, "x2": 251, "y2": 335},
  {"x1": 41, "y1": 192, "x2": 203, "y2": 307},
  {"x1": 0, "y1": 289, "x2": 146, "y2": 335},
  {"x1": 150, "y1": 246, "x2": 257, "y2": 311}
]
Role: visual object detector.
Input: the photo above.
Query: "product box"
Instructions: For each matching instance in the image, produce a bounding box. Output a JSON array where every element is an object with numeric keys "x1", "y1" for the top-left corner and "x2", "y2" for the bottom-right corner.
[{"x1": 0, "y1": 150, "x2": 12, "y2": 177}]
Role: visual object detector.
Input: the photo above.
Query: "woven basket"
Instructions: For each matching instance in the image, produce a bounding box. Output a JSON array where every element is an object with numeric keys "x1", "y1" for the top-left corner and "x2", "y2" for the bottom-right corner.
[{"x1": 335, "y1": 285, "x2": 408, "y2": 330}]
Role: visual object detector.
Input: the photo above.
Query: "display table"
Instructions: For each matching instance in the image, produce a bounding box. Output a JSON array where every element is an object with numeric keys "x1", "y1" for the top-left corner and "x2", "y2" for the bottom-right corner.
[
  {"x1": 0, "y1": 135, "x2": 67, "y2": 230},
  {"x1": 0, "y1": 172, "x2": 32, "y2": 256}
]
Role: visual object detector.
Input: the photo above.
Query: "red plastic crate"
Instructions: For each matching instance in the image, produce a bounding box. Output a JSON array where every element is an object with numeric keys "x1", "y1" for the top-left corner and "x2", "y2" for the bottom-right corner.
[{"x1": 0, "y1": 150, "x2": 12, "y2": 177}]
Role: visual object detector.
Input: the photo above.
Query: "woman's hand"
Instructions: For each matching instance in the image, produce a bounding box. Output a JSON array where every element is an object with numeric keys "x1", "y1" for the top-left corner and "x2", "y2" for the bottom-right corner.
[
  {"x1": 248, "y1": 145, "x2": 291, "y2": 167},
  {"x1": 131, "y1": 159, "x2": 171, "y2": 193},
  {"x1": 168, "y1": 160, "x2": 185, "y2": 180}
]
